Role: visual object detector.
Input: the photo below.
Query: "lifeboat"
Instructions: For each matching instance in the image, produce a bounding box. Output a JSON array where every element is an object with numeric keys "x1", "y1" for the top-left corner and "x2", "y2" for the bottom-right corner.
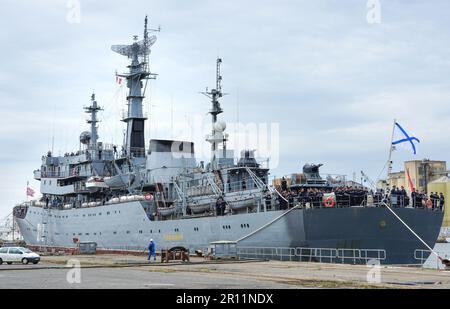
[
  {"x1": 158, "y1": 206, "x2": 176, "y2": 217},
  {"x1": 86, "y1": 176, "x2": 109, "y2": 189}
]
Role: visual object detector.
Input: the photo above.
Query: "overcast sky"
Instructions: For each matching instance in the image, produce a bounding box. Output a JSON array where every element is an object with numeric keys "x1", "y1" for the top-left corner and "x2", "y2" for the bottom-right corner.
[{"x1": 1, "y1": 0, "x2": 450, "y2": 219}]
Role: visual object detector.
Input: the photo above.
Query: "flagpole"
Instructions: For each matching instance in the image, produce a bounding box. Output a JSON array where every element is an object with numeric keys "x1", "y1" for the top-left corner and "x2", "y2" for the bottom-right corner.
[{"x1": 386, "y1": 119, "x2": 396, "y2": 187}]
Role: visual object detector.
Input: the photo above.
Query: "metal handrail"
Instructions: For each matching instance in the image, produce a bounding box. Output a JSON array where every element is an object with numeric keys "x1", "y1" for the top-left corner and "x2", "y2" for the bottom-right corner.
[
  {"x1": 206, "y1": 174, "x2": 222, "y2": 196},
  {"x1": 414, "y1": 249, "x2": 432, "y2": 264},
  {"x1": 237, "y1": 246, "x2": 386, "y2": 264}
]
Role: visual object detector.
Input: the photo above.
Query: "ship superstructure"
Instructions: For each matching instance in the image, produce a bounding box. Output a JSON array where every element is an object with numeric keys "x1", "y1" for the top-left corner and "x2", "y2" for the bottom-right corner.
[{"x1": 12, "y1": 17, "x2": 444, "y2": 264}]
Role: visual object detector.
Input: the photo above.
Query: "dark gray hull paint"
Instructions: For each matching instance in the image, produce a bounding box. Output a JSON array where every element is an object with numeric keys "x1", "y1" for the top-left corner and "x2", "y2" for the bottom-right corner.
[
  {"x1": 16, "y1": 204, "x2": 443, "y2": 265},
  {"x1": 240, "y1": 206, "x2": 443, "y2": 264}
]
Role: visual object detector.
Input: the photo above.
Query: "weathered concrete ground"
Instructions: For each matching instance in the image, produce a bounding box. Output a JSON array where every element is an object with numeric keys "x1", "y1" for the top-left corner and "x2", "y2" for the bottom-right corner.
[{"x1": 0, "y1": 254, "x2": 449, "y2": 289}]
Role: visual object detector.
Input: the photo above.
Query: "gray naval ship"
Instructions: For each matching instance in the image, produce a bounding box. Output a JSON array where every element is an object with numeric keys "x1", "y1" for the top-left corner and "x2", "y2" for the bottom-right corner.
[{"x1": 13, "y1": 17, "x2": 443, "y2": 264}]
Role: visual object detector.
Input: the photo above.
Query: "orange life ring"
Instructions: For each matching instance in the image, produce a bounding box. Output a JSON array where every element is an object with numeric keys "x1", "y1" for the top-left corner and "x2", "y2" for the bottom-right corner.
[
  {"x1": 426, "y1": 199, "x2": 433, "y2": 209},
  {"x1": 324, "y1": 196, "x2": 335, "y2": 208}
]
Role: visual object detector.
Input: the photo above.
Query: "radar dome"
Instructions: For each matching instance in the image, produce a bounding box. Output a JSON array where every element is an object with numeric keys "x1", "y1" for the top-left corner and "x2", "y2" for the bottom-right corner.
[
  {"x1": 79, "y1": 131, "x2": 91, "y2": 145},
  {"x1": 214, "y1": 121, "x2": 226, "y2": 132}
]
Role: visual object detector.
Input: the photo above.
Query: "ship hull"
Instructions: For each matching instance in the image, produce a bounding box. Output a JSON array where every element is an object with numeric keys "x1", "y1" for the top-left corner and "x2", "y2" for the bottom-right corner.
[{"x1": 15, "y1": 203, "x2": 443, "y2": 264}]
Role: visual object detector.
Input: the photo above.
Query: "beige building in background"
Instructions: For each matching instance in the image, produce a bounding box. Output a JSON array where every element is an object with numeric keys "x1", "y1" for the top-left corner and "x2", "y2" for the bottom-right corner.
[
  {"x1": 387, "y1": 160, "x2": 447, "y2": 194},
  {"x1": 428, "y1": 177, "x2": 450, "y2": 227},
  {"x1": 385, "y1": 159, "x2": 448, "y2": 227}
]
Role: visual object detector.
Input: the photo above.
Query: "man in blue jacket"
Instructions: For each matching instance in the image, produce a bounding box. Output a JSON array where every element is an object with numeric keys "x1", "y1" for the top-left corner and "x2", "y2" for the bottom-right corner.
[{"x1": 148, "y1": 239, "x2": 156, "y2": 261}]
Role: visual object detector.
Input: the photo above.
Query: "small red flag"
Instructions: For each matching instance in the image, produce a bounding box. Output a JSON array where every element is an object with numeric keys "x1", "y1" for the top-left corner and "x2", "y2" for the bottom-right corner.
[{"x1": 406, "y1": 168, "x2": 414, "y2": 192}]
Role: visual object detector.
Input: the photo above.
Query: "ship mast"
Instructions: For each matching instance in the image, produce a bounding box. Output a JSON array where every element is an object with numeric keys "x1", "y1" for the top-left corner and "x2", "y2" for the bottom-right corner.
[
  {"x1": 202, "y1": 58, "x2": 228, "y2": 170},
  {"x1": 111, "y1": 16, "x2": 159, "y2": 160},
  {"x1": 84, "y1": 92, "x2": 102, "y2": 152},
  {"x1": 386, "y1": 119, "x2": 397, "y2": 188}
]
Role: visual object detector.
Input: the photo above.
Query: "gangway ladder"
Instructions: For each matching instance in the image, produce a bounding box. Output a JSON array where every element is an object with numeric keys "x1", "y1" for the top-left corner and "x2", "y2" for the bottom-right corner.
[
  {"x1": 213, "y1": 170, "x2": 224, "y2": 191},
  {"x1": 40, "y1": 205, "x2": 51, "y2": 247},
  {"x1": 173, "y1": 181, "x2": 187, "y2": 216},
  {"x1": 206, "y1": 174, "x2": 223, "y2": 197},
  {"x1": 245, "y1": 167, "x2": 288, "y2": 203},
  {"x1": 245, "y1": 167, "x2": 266, "y2": 190},
  {"x1": 155, "y1": 178, "x2": 168, "y2": 208}
]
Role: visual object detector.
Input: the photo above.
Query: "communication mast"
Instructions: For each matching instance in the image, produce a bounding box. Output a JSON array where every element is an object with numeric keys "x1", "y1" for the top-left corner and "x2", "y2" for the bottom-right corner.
[
  {"x1": 83, "y1": 92, "x2": 103, "y2": 152},
  {"x1": 202, "y1": 58, "x2": 229, "y2": 170},
  {"x1": 111, "y1": 16, "x2": 159, "y2": 160}
]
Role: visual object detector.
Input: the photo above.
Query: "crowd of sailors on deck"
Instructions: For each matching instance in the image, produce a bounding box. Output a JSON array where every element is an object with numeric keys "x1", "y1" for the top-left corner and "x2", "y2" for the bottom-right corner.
[
  {"x1": 390, "y1": 186, "x2": 445, "y2": 211},
  {"x1": 273, "y1": 186, "x2": 371, "y2": 210},
  {"x1": 270, "y1": 181, "x2": 445, "y2": 211}
]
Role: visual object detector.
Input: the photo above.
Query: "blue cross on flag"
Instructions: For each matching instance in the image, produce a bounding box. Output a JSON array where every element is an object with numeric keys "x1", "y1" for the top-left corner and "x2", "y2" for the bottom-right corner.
[{"x1": 391, "y1": 122, "x2": 420, "y2": 155}]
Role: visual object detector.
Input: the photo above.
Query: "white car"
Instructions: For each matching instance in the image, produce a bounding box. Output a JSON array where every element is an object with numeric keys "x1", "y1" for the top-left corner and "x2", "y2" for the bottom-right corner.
[{"x1": 0, "y1": 247, "x2": 40, "y2": 265}]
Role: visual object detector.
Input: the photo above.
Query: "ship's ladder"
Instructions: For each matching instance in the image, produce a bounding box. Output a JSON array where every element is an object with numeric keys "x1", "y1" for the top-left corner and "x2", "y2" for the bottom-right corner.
[
  {"x1": 245, "y1": 167, "x2": 266, "y2": 190},
  {"x1": 206, "y1": 174, "x2": 223, "y2": 196},
  {"x1": 245, "y1": 167, "x2": 288, "y2": 203},
  {"x1": 40, "y1": 206, "x2": 50, "y2": 245},
  {"x1": 173, "y1": 181, "x2": 188, "y2": 215},
  {"x1": 154, "y1": 178, "x2": 167, "y2": 208},
  {"x1": 213, "y1": 170, "x2": 224, "y2": 191},
  {"x1": 173, "y1": 181, "x2": 185, "y2": 202}
]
